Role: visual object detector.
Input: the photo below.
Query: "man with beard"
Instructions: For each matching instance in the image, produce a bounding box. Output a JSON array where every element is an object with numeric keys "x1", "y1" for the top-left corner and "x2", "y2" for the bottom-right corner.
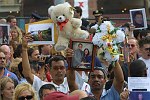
[{"x1": 88, "y1": 61, "x2": 124, "y2": 100}]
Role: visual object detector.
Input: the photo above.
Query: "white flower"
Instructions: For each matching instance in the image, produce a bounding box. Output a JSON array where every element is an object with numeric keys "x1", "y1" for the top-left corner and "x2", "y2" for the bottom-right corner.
[{"x1": 114, "y1": 30, "x2": 125, "y2": 43}]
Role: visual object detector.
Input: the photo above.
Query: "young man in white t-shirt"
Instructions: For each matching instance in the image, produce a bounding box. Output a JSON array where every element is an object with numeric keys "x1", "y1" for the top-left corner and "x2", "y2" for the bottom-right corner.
[{"x1": 138, "y1": 36, "x2": 150, "y2": 77}]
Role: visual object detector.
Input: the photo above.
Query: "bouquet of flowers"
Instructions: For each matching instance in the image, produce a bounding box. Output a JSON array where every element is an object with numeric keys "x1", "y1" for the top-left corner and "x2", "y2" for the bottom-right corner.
[{"x1": 92, "y1": 21, "x2": 125, "y2": 64}]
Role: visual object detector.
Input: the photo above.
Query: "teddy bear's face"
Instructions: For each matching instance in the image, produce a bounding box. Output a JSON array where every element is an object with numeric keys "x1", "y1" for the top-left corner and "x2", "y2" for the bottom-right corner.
[
  {"x1": 56, "y1": 14, "x2": 66, "y2": 22},
  {"x1": 48, "y1": 2, "x2": 74, "y2": 23}
]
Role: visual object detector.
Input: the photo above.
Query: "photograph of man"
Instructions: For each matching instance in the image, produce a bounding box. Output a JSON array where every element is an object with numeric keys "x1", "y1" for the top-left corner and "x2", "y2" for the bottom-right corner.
[
  {"x1": 0, "y1": 25, "x2": 9, "y2": 44},
  {"x1": 72, "y1": 43, "x2": 84, "y2": 68},
  {"x1": 132, "y1": 11, "x2": 144, "y2": 28}
]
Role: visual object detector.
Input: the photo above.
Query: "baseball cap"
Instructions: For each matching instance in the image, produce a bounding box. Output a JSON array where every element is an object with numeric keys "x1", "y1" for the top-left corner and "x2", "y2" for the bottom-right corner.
[
  {"x1": 31, "y1": 12, "x2": 41, "y2": 20},
  {"x1": 93, "y1": 10, "x2": 103, "y2": 16},
  {"x1": 44, "y1": 92, "x2": 79, "y2": 100}
]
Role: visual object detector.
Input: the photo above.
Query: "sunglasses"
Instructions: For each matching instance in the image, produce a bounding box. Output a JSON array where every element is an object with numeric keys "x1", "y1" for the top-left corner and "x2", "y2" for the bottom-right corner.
[
  {"x1": 127, "y1": 44, "x2": 135, "y2": 48},
  {"x1": 18, "y1": 95, "x2": 33, "y2": 100},
  {"x1": 145, "y1": 47, "x2": 150, "y2": 52},
  {"x1": 0, "y1": 57, "x2": 6, "y2": 60}
]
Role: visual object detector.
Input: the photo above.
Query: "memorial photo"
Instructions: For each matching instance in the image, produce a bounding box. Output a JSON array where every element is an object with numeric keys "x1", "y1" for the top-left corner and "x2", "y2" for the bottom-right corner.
[
  {"x1": 0, "y1": 24, "x2": 10, "y2": 44},
  {"x1": 25, "y1": 19, "x2": 55, "y2": 45},
  {"x1": 130, "y1": 8, "x2": 147, "y2": 30},
  {"x1": 69, "y1": 39, "x2": 95, "y2": 71}
]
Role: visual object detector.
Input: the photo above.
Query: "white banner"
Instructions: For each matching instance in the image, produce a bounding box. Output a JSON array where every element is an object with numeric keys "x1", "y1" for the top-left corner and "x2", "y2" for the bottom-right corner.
[{"x1": 74, "y1": 0, "x2": 89, "y2": 18}]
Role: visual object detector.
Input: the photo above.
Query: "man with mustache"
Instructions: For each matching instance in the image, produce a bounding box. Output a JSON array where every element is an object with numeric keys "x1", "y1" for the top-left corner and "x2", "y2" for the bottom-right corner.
[
  {"x1": 88, "y1": 61, "x2": 124, "y2": 100},
  {"x1": 22, "y1": 33, "x2": 89, "y2": 95}
]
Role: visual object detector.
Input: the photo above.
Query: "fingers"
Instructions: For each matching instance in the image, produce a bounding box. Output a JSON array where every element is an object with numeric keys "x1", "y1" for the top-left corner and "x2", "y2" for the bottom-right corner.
[
  {"x1": 65, "y1": 48, "x2": 74, "y2": 57},
  {"x1": 120, "y1": 88, "x2": 130, "y2": 100},
  {"x1": 22, "y1": 33, "x2": 33, "y2": 42}
]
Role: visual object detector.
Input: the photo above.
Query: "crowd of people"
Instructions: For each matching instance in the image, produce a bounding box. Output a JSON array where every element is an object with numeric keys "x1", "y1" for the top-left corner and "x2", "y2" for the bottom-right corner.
[{"x1": 0, "y1": 5, "x2": 150, "y2": 100}]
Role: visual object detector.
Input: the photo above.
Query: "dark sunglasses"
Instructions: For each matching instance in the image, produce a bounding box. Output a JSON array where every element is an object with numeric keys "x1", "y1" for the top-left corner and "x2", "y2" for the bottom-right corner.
[
  {"x1": 0, "y1": 57, "x2": 6, "y2": 60},
  {"x1": 127, "y1": 44, "x2": 135, "y2": 48},
  {"x1": 18, "y1": 95, "x2": 33, "y2": 100},
  {"x1": 145, "y1": 47, "x2": 150, "y2": 51}
]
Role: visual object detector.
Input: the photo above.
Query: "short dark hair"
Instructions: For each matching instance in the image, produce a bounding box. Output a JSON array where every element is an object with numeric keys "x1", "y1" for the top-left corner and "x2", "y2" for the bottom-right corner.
[
  {"x1": 78, "y1": 43, "x2": 83, "y2": 47},
  {"x1": 48, "y1": 55, "x2": 65, "y2": 69},
  {"x1": 6, "y1": 15, "x2": 16, "y2": 23},
  {"x1": 129, "y1": 59, "x2": 147, "y2": 77},
  {"x1": 74, "y1": 6, "x2": 82, "y2": 16},
  {"x1": 88, "y1": 67, "x2": 107, "y2": 79},
  {"x1": 138, "y1": 36, "x2": 150, "y2": 48},
  {"x1": 39, "y1": 84, "x2": 56, "y2": 99}
]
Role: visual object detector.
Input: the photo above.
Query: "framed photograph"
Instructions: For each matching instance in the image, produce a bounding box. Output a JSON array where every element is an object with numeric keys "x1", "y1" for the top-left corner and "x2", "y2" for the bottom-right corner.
[
  {"x1": 25, "y1": 19, "x2": 57, "y2": 45},
  {"x1": 130, "y1": 8, "x2": 147, "y2": 30},
  {"x1": 0, "y1": 24, "x2": 10, "y2": 44},
  {"x1": 68, "y1": 39, "x2": 96, "y2": 71}
]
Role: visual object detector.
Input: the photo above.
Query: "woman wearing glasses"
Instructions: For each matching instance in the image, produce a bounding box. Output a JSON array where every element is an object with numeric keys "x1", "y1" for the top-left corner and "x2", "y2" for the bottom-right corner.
[
  {"x1": 127, "y1": 37, "x2": 139, "y2": 62},
  {"x1": 13, "y1": 83, "x2": 37, "y2": 100}
]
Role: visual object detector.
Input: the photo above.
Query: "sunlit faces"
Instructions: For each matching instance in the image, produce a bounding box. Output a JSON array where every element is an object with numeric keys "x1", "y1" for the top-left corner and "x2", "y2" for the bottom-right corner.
[
  {"x1": 10, "y1": 18, "x2": 17, "y2": 27},
  {"x1": 140, "y1": 44, "x2": 150, "y2": 59},
  {"x1": 0, "y1": 52, "x2": 6, "y2": 67},
  {"x1": 50, "y1": 61, "x2": 66, "y2": 85},
  {"x1": 31, "y1": 49, "x2": 40, "y2": 61},
  {"x1": 88, "y1": 70, "x2": 106, "y2": 91},
  {"x1": 128, "y1": 39, "x2": 138, "y2": 54},
  {"x1": 2, "y1": 82, "x2": 14, "y2": 99},
  {"x1": 10, "y1": 29, "x2": 19, "y2": 39},
  {"x1": 42, "y1": 44, "x2": 53, "y2": 55}
]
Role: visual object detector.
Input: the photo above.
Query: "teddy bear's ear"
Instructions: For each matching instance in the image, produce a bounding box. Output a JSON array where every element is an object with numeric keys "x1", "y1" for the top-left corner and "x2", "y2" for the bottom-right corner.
[
  {"x1": 48, "y1": 6, "x2": 54, "y2": 15},
  {"x1": 69, "y1": 7, "x2": 75, "y2": 14},
  {"x1": 63, "y1": 2, "x2": 71, "y2": 7}
]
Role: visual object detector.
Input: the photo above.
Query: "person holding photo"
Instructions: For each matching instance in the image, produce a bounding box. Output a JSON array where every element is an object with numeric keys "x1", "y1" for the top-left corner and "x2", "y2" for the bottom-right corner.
[{"x1": 132, "y1": 11, "x2": 144, "y2": 28}]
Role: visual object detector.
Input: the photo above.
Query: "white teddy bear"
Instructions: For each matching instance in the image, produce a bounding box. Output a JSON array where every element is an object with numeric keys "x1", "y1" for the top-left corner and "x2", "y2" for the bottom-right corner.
[{"x1": 48, "y1": 2, "x2": 89, "y2": 52}]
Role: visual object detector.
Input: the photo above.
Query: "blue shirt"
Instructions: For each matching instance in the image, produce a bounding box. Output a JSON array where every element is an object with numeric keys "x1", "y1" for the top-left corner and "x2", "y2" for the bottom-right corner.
[
  {"x1": 85, "y1": 55, "x2": 102, "y2": 68},
  {"x1": 3, "y1": 68, "x2": 19, "y2": 83},
  {"x1": 89, "y1": 85, "x2": 120, "y2": 100}
]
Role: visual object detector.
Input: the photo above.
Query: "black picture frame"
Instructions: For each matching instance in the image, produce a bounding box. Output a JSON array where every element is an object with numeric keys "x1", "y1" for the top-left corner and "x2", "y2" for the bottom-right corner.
[
  {"x1": 68, "y1": 39, "x2": 96, "y2": 71},
  {"x1": 130, "y1": 8, "x2": 147, "y2": 30},
  {"x1": 0, "y1": 24, "x2": 10, "y2": 44}
]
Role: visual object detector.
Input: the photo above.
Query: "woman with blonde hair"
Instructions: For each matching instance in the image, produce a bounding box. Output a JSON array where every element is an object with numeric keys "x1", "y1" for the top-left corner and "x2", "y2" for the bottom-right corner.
[
  {"x1": 13, "y1": 83, "x2": 37, "y2": 100},
  {"x1": 0, "y1": 77, "x2": 15, "y2": 100}
]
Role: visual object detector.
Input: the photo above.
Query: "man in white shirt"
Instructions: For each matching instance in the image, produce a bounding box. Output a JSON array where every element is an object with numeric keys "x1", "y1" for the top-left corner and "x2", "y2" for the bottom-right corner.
[
  {"x1": 138, "y1": 36, "x2": 150, "y2": 77},
  {"x1": 22, "y1": 34, "x2": 90, "y2": 94}
]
